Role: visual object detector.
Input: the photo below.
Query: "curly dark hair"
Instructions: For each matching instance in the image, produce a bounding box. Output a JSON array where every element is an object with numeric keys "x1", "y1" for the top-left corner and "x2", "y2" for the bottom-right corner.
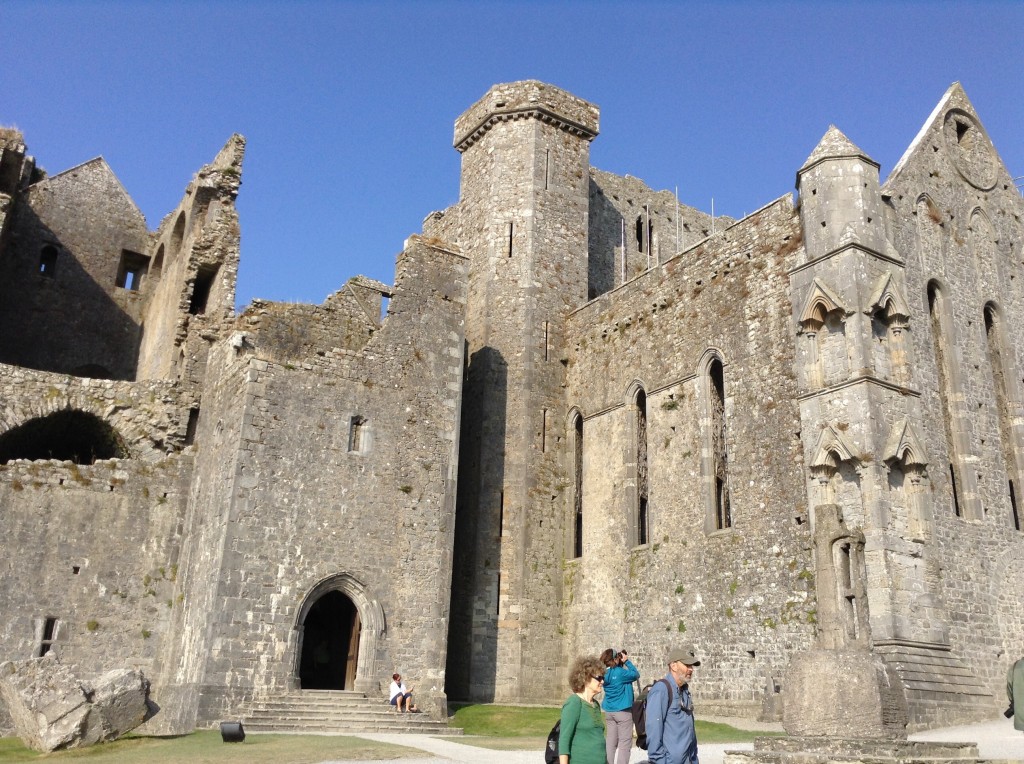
[{"x1": 568, "y1": 655, "x2": 605, "y2": 693}]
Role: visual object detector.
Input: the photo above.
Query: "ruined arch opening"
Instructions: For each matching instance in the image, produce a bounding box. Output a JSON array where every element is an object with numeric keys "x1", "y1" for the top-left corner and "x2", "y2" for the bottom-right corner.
[
  {"x1": 170, "y1": 212, "x2": 186, "y2": 255},
  {"x1": 298, "y1": 590, "x2": 361, "y2": 690},
  {"x1": 0, "y1": 410, "x2": 128, "y2": 465}
]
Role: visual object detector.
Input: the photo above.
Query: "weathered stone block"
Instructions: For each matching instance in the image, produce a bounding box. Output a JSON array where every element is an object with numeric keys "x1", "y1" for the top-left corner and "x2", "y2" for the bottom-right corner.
[
  {"x1": 782, "y1": 648, "x2": 908, "y2": 739},
  {"x1": 0, "y1": 656, "x2": 152, "y2": 752}
]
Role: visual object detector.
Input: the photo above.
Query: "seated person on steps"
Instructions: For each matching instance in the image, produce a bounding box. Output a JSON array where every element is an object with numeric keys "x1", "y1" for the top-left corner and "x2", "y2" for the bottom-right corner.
[{"x1": 389, "y1": 673, "x2": 418, "y2": 712}]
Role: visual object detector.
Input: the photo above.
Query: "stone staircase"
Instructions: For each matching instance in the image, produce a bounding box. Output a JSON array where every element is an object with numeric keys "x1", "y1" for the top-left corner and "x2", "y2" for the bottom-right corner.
[{"x1": 243, "y1": 690, "x2": 458, "y2": 734}]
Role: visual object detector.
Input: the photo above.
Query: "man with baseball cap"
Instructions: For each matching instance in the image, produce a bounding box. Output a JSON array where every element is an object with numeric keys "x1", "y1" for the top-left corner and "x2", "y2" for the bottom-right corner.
[{"x1": 646, "y1": 645, "x2": 701, "y2": 764}]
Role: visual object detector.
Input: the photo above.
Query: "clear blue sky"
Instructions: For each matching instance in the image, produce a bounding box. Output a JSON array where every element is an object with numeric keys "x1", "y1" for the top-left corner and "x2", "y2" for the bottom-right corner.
[{"x1": 3, "y1": 1, "x2": 1022, "y2": 308}]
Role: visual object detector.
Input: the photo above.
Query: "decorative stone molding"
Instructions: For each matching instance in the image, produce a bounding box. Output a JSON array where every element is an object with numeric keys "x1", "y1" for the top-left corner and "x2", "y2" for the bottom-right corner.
[
  {"x1": 809, "y1": 424, "x2": 861, "y2": 474},
  {"x1": 882, "y1": 419, "x2": 929, "y2": 469},
  {"x1": 866, "y1": 272, "x2": 911, "y2": 327},
  {"x1": 293, "y1": 573, "x2": 385, "y2": 694},
  {"x1": 456, "y1": 107, "x2": 598, "y2": 154},
  {"x1": 798, "y1": 279, "x2": 848, "y2": 333}
]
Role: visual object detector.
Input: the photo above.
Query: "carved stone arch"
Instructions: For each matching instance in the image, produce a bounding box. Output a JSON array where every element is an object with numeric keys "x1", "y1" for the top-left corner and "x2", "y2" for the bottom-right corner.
[
  {"x1": 695, "y1": 347, "x2": 726, "y2": 377},
  {"x1": 170, "y1": 210, "x2": 187, "y2": 256},
  {"x1": 866, "y1": 272, "x2": 911, "y2": 326},
  {"x1": 915, "y1": 193, "x2": 942, "y2": 224},
  {"x1": 798, "y1": 278, "x2": 848, "y2": 333},
  {"x1": 624, "y1": 378, "x2": 647, "y2": 405},
  {"x1": 293, "y1": 572, "x2": 385, "y2": 694},
  {"x1": 883, "y1": 419, "x2": 929, "y2": 470},
  {"x1": 968, "y1": 206, "x2": 995, "y2": 238},
  {"x1": 810, "y1": 425, "x2": 861, "y2": 471}
]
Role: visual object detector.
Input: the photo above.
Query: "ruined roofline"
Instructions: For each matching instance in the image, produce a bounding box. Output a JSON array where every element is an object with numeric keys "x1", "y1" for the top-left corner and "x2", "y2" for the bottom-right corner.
[
  {"x1": 569, "y1": 192, "x2": 795, "y2": 317},
  {"x1": 27, "y1": 156, "x2": 147, "y2": 225},
  {"x1": 454, "y1": 80, "x2": 599, "y2": 153},
  {"x1": 589, "y1": 166, "x2": 724, "y2": 224}
]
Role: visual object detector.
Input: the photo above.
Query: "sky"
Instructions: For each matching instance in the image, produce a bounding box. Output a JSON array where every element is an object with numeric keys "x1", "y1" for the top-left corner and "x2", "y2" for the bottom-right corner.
[{"x1": 2, "y1": 1, "x2": 1022, "y2": 309}]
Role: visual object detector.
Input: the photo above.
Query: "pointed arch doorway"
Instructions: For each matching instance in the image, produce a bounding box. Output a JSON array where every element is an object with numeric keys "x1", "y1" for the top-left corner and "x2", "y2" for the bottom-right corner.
[
  {"x1": 299, "y1": 591, "x2": 360, "y2": 689},
  {"x1": 294, "y1": 573, "x2": 384, "y2": 694}
]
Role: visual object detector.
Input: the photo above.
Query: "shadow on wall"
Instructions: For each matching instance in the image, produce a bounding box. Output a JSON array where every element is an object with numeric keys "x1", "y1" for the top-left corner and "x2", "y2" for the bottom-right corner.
[
  {"x1": 445, "y1": 344, "x2": 507, "y2": 702},
  {"x1": 0, "y1": 206, "x2": 143, "y2": 380}
]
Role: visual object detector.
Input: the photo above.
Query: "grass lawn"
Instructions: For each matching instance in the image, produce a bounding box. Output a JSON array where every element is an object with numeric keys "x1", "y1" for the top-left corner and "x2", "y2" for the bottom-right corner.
[
  {"x1": 0, "y1": 730, "x2": 422, "y2": 763},
  {"x1": 447, "y1": 704, "x2": 778, "y2": 749}
]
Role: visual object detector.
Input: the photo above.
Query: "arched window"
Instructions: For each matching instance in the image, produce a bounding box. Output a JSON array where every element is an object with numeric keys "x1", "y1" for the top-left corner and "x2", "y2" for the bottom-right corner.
[
  {"x1": 0, "y1": 410, "x2": 128, "y2": 464},
  {"x1": 709, "y1": 359, "x2": 731, "y2": 530},
  {"x1": 572, "y1": 412, "x2": 583, "y2": 558},
  {"x1": 170, "y1": 211, "x2": 186, "y2": 255},
  {"x1": 635, "y1": 388, "x2": 649, "y2": 546},
  {"x1": 927, "y1": 281, "x2": 981, "y2": 520},
  {"x1": 983, "y1": 303, "x2": 1023, "y2": 531}
]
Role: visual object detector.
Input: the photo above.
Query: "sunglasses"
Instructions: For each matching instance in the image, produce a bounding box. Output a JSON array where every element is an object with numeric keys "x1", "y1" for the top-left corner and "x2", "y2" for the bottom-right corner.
[{"x1": 592, "y1": 675, "x2": 605, "y2": 683}]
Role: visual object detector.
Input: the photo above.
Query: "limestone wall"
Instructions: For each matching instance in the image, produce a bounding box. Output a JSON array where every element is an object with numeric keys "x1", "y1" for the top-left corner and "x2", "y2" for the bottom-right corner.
[
  {"x1": 881, "y1": 86, "x2": 1024, "y2": 721},
  {"x1": 0, "y1": 159, "x2": 149, "y2": 379},
  {"x1": 0, "y1": 365, "x2": 194, "y2": 733},
  {"x1": 588, "y1": 169, "x2": 727, "y2": 297},
  {"x1": 153, "y1": 237, "x2": 467, "y2": 726},
  {"x1": 563, "y1": 197, "x2": 814, "y2": 714}
]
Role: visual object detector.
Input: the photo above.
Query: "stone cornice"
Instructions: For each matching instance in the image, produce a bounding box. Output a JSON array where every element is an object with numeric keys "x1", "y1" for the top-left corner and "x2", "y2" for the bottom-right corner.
[
  {"x1": 798, "y1": 374, "x2": 921, "y2": 402},
  {"x1": 455, "y1": 106, "x2": 598, "y2": 153},
  {"x1": 788, "y1": 241, "x2": 903, "y2": 276}
]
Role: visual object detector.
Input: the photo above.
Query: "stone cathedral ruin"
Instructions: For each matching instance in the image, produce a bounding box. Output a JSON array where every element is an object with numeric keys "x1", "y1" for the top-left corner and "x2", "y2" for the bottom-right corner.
[{"x1": 0, "y1": 81, "x2": 1021, "y2": 735}]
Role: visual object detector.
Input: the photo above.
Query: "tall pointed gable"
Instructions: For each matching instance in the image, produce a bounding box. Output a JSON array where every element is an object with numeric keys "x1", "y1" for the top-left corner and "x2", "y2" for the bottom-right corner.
[
  {"x1": 885, "y1": 82, "x2": 1010, "y2": 193},
  {"x1": 29, "y1": 156, "x2": 147, "y2": 227},
  {"x1": 800, "y1": 125, "x2": 879, "y2": 174}
]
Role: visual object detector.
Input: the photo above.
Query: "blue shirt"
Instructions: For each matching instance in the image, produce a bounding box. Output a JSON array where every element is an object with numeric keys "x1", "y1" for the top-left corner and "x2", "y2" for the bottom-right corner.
[
  {"x1": 601, "y1": 660, "x2": 640, "y2": 712},
  {"x1": 646, "y1": 673, "x2": 698, "y2": 764}
]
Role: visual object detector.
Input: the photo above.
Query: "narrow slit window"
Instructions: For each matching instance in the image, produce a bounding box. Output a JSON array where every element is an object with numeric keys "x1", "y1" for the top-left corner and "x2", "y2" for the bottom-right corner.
[
  {"x1": 636, "y1": 388, "x2": 649, "y2": 545},
  {"x1": 39, "y1": 245, "x2": 58, "y2": 277},
  {"x1": 507, "y1": 222, "x2": 514, "y2": 258},
  {"x1": 541, "y1": 408, "x2": 548, "y2": 453},
  {"x1": 573, "y1": 413, "x2": 583, "y2": 558},
  {"x1": 498, "y1": 490, "x2": 505, "y2": 537},
  {"x1": 1011, "y1": 480, "x2": 1021, "y2": 531},
  {"x1": 348, "y1": 416, "x2": 366, "y2": 453},
  {"x1": 38, "y1": 617, "x2": 58, "y2": 657},
  {"x1": 185, "y1": 407, "x2": 200, "y2": 446}
]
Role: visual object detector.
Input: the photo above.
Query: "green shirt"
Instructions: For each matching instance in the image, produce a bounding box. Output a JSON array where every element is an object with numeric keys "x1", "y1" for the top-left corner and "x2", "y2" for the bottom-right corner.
[{"x1": 558, "y1": 693, "x2": 606, "y2": 764}]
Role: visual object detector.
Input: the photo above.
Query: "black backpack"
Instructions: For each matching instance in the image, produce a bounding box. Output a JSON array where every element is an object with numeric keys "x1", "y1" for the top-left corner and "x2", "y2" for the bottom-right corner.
[
  {"x1": 631, "y1": 677, "x2": 672, "y2": 750},
  {"x1": 544, "y1": 720, "x2": 560, "y2": 764}
]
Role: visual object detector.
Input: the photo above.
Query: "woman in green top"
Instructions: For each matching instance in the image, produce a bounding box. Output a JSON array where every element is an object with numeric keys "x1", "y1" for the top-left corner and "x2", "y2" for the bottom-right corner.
[{"x1": 559, "y1": 655, "x2": 606, "y2": 764}]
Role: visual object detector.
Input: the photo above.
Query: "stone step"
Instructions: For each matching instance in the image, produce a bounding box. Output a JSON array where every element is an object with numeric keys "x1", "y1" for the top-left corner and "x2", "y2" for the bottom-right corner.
[
  {"x1": 244, "y1": 719, "x2": 454, "y2": 733},
  {"x1": 241, "y1": 690, "x2": 459, "y2": 735}
]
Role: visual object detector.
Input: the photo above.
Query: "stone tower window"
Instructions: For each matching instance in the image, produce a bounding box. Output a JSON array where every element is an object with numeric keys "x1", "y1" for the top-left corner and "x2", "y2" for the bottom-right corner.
[
  {"x1": 635, "y1": 212, "x2": 653, "y2": 255},
  {"x1": 572, "y1": 412, "x2": 584, "y2": 558},
  {"x1": 116, "y1": 250, "x2": 150, "y2": 291},
  {"x1": 348, "y1": 416, "x2": 366, "y2": 453},
  {"x1": 188, "y1": 265, "x2": 219, "y2": 315},
  {"x1": 635, "y1": 388, "x2": 649, "y2": 546},
  {"x1": 39, "y1": 245, "x2": 58, "y2": 277},
  {"x1": 37, "y1": 617, "x2": 59, "y2": 657}
]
